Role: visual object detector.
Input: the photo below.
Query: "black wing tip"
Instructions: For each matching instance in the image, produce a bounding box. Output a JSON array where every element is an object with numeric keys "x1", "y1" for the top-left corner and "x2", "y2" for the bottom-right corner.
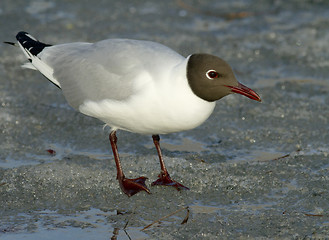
[
  {"x1": 16, "y1": 31, "x2": 52, "y2": 56},
  {"x1": 16, "y1": 31, "x2": 29, "y2": 37},
  {"x1": 4, "y1": 41, "x2": 16, "y2": 46},
  {"x1": 16, "y1": 31, "x2": 32, "y2": 42},
  {"x1": 3, "y1": 31, "x2": 30, "y2": 47}
]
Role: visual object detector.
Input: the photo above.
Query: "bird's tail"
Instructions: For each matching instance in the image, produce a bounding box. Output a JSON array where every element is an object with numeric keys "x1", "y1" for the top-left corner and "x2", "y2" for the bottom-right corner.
[{"x1": 6, "y1": 31, "x2": 61, "y2": 88}]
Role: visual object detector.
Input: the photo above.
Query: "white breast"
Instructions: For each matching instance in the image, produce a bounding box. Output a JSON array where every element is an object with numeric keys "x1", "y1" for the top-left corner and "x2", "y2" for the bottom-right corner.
[{"x1": 79, "y1": 57, "x2": 216, "y2": 134}]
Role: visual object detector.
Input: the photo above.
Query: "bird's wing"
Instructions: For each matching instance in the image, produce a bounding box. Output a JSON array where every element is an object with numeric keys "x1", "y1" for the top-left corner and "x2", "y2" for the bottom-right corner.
[{"x1": 39, "y1": 39, "x2": 183, "y2": 109}]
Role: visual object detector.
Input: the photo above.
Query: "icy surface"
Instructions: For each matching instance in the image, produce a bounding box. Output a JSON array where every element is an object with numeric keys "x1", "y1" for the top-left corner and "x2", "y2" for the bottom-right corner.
[{"x1": 1, "y1": 0, "x2": 329, "y2": 239}]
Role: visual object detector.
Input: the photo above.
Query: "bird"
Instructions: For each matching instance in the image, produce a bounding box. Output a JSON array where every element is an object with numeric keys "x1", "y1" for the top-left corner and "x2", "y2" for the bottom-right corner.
[{"x1": 6, "y1": 31, "x2": 261, "y2": 197}]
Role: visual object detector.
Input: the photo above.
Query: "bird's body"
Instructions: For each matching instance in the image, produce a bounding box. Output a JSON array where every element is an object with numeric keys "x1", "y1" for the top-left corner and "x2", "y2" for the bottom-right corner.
[
  {"x1": 23, "y1": 38, "x2": 217, "y2": 134},
  {"x1": 9, "y1": 31, "x2": 261, "y2": 196}
]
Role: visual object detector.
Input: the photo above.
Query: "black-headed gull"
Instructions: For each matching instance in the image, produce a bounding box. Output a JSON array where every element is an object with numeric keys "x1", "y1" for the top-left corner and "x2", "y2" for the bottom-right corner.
[{"x1": 7, "y1": 31, "x2": 261, "y2": 197}]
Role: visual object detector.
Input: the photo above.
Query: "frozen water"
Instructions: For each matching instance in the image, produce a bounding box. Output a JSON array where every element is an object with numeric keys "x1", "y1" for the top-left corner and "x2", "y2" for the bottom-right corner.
[
  {"x1": 1, "y1": 0, "x2": 329, "y2": 239},
  {"x1": 0, "y1": 208, "x2": 148, "y2": 240}
]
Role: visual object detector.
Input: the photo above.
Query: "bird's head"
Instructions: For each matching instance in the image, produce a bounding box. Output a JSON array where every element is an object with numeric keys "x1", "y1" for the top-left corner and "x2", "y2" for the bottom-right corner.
[{"x1": 187, "y1": 54, "x2": 261, "y2": 102}]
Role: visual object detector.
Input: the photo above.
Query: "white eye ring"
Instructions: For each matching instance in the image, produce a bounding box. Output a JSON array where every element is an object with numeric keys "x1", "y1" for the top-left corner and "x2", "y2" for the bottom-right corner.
[{"x1": 206, "y1": 70, "x2": 219, "y2": 80}]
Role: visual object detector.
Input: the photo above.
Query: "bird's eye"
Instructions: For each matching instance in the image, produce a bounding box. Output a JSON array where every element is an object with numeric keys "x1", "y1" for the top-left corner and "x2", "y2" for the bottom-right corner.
[{"x1": 206, "y1": 70, "x2": 219, "y2": 79}]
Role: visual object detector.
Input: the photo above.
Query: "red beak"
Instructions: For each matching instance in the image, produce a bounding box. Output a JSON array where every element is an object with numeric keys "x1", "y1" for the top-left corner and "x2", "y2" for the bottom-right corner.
[{"x1": 226, "y1": 82, "x2": 261, "y2": 102}]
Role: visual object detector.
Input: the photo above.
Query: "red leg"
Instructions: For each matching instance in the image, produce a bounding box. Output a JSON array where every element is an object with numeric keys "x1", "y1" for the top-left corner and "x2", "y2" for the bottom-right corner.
[
  {"x1": 109, "y1": 131, "x2": 150, "y2": 197},
  {"x1": 151, "y1": 135, "x2": 189, "y2": 191}
]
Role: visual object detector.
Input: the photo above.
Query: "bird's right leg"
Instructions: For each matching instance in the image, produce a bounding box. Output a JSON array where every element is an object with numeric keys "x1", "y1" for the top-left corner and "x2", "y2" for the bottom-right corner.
[
  {"x1": 151, "y1": 134, "x2": 189, "y2": 191},
  {"x1": 109, "y1": 131, "x2": 150, "y2": 197}
]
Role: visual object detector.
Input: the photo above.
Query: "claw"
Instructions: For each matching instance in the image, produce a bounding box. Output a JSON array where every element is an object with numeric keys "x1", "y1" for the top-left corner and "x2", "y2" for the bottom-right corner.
[
  {"x1": 119, "y1": 176, "x2": 150, "y2": 197},
  {"x1": 151, "y1": 172, "x2": 189, "y2": 191}
]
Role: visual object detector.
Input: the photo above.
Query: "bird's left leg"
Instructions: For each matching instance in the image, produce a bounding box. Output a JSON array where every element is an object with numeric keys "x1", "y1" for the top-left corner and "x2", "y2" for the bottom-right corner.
[{"x1": 109, "y1": 131, "x2": 150, "y2": 196}]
